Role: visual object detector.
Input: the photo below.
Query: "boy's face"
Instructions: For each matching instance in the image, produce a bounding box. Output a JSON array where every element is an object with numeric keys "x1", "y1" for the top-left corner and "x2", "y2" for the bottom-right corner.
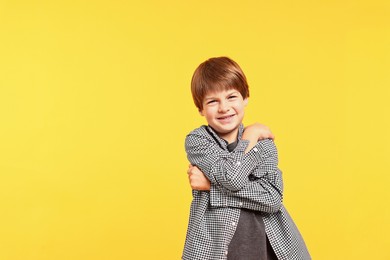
[{"x1": 200, "y1": 89, "x2": 248, "y2": 143}]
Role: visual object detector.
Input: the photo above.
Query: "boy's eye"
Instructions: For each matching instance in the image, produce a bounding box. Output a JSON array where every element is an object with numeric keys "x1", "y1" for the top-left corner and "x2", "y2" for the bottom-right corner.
[
  {"x1": 207, "y1": 100, "x2": 217, "y2": 104},
  {"x1": 228, "y1": 95, "x2": 237, "y2": 99}
]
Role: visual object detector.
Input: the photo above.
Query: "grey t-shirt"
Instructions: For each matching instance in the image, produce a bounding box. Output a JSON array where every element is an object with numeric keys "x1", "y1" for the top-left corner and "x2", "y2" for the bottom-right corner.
[{"x1": 226, "y1": 140, "x2": 278, "y2": 260}]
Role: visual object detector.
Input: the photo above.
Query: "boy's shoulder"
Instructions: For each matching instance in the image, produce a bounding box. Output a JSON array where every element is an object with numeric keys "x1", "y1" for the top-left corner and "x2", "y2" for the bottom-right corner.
[
  {"x1": 187, "y1": 125, "x2": 208, "y2": 136},
  {"x1": 185, "y1": 125, "x2": 212, "y2": 151},
  {"x1": 186, "y1": 125, "x2": 230, "y2": 152},
  {"x1": 185, "y1": 125, "x2": 220, "y2": 147},
  {"x1": 186, "y1": 125, "x2": 214, "y2": 144}
]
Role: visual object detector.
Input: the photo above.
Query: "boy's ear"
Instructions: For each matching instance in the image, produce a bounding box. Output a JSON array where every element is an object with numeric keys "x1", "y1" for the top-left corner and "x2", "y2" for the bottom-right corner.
[
  {"x1": 198, "y1": 108, "x2": 204, "y2": 116},
  {"x1": 244, "y1": 98, "x2": 249, "y2": 106}
]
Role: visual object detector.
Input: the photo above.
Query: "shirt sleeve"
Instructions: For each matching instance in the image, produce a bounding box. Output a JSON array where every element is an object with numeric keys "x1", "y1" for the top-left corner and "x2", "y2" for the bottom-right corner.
[
  {"x1": 210, "y1": 139, "x2": 284, "y2": 213},
  {"x1": 185, "y1": 132, "x2": 263, "y2": 192}
]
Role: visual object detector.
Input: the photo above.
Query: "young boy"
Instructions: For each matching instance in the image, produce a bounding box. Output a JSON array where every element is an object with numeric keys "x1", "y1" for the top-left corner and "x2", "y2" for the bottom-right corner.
[{"x1": 182, "y1": 57, "x2": 311, "y2": 260}]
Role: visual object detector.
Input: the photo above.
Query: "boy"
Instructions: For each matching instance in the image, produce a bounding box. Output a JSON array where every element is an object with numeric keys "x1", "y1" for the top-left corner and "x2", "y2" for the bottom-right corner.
[{"x1": 183, "y1": 57, "x2": 311, "y2": 260}]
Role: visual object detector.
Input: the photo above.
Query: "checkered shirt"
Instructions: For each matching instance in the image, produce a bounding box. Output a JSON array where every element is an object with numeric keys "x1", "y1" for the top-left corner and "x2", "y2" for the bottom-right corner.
[{"x1": 182, "y1": 125, "x2": 311, "y2": 260}]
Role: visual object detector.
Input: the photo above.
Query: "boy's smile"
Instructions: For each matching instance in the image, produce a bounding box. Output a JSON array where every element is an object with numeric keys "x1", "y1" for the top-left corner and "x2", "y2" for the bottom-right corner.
[{"x1": 200, "y1": 89, "x2": 248, "y2": 143}]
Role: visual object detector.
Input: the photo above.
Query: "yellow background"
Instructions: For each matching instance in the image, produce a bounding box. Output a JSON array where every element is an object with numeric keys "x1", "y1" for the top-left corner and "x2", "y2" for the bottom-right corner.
[{"x1": 1, "y1": 0, "x2": 389, "y2": 259}]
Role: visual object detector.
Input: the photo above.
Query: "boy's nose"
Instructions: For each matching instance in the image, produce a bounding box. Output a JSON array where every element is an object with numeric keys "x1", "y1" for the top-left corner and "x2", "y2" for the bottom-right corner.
[{"x1": 218, "y1": 102, "x2": 229, "y2": 113}]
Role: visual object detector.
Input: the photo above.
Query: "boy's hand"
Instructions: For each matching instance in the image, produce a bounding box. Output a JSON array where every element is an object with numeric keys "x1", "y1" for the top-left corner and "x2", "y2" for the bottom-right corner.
[
  {"x1": 242, "y1": 123, "x2": 275, "y2": 153},
  {"x1": 245, "y1": 123, "x2": 275, "y2": 140},
  {"x1": 187, "y1": 164, "x2": 211, "y2": 191}
]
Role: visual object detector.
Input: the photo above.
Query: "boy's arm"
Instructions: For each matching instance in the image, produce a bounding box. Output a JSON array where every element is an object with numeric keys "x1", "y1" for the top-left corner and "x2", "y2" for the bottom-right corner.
[
  {"x1": 185, "y1": 131, "x2": 264, "y2": 192},
  {"x1": 185, "y1": 123, "x2": 273, "y2": 192},
  {"x1": 222, "y1": 139, "x2": 283, "y2": 213},
  {"x1": 191, "y1": 139, "x2": 283, "y2": 213}
]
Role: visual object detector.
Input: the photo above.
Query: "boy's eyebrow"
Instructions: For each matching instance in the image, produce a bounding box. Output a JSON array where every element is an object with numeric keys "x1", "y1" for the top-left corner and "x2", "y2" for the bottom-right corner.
[
  {"x1": 204, "y1": 96, "x2": 217, "y2": 101},
  {"x1": 227, "y1": 90, "x2": 240, "y2": 95},
  {"x1": 203, "y1": 94, "x2": 218, "y2": 101},
  {"x1": 204, "y1": 90, "x2": 239, "y2": 101}
]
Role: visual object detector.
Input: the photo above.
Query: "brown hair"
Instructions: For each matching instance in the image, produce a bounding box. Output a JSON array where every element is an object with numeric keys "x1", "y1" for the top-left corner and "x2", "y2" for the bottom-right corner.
[{"x1": 191, "y1": 56, "x2": 250, "y2": 110}]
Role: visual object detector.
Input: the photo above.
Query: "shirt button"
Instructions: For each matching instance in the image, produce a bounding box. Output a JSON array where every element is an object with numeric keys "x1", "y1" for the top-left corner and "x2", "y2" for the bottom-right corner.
[
  {"x1": 239, "y1": 202, "x2": 243, "y2": 206},
  {"x1": 235, "y1": 161, "x2": 241, "y2": 166},
  {"x1": 224, "y1": 250, "x2": 228, "y2": 256},
  {"x1": 253, "y1": 147, "x2": 258, "y2": 152},
  {"x1": 231, "y1": 222, "x2": 236, "y2": 226}
]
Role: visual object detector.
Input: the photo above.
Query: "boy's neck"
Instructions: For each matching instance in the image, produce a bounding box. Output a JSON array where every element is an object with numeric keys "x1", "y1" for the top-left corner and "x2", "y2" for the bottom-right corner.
[{"x1": 216, "y1": 128, "x2": 239, "y2": 144}]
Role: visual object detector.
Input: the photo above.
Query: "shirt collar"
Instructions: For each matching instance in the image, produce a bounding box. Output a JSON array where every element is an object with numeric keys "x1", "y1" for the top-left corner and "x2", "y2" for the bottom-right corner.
[{"x1": 206, "y1": 124, "x2": 244, "y2": 150}]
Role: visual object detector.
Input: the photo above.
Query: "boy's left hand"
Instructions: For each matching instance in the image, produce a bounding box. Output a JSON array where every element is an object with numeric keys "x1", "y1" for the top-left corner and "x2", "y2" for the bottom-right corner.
[
  {"x1": 187, "y1": 164, "x2": 211, "y2": 191},
  {"x1": 247, "y1": 123, "x2": 275, "y2": 140}
]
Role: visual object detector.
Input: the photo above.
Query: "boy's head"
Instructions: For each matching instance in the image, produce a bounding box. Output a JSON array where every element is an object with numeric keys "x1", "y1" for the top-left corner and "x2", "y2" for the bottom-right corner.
[
  {"x1": 191, "y1": 56, "x2": 250, "y2": 111},
  {"x1": 190, "y1": 57, "x2": 250, "y2": 142}
]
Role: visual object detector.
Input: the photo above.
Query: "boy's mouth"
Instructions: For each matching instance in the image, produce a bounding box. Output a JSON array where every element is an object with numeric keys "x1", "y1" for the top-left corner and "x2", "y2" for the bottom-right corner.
[{"x1": 217, "y1": 114, "x2": 235, "y2": 122}]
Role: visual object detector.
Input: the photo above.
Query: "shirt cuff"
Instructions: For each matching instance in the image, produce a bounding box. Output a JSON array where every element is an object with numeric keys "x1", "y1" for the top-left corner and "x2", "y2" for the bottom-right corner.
[{"x1": 210, "y1": 185, "x2": 245, "y2": 209}]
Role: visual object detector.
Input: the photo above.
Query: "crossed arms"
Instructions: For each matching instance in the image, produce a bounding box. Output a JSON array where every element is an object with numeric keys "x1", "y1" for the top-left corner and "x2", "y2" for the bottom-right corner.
[{"x1": 185, "y1": 124, "x2": 283, "y2": 213}]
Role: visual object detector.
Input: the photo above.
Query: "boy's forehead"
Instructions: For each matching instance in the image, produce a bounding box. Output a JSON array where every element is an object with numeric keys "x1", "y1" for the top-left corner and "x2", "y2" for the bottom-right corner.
[{"x1": 204, "y1": 88, "x2": 239, "y2": 97}]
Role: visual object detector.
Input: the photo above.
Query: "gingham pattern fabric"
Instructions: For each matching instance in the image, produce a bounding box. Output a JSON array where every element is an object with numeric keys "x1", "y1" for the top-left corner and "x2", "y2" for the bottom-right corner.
[{"x1": 182, "y1": 125, "x2": 311, "y2": 260}]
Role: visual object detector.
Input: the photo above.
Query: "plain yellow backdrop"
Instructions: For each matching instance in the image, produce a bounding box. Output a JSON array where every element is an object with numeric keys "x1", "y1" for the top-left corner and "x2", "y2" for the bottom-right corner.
[{"x1": 1, "y1": 0, "x2": 389, "y2": 259}]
